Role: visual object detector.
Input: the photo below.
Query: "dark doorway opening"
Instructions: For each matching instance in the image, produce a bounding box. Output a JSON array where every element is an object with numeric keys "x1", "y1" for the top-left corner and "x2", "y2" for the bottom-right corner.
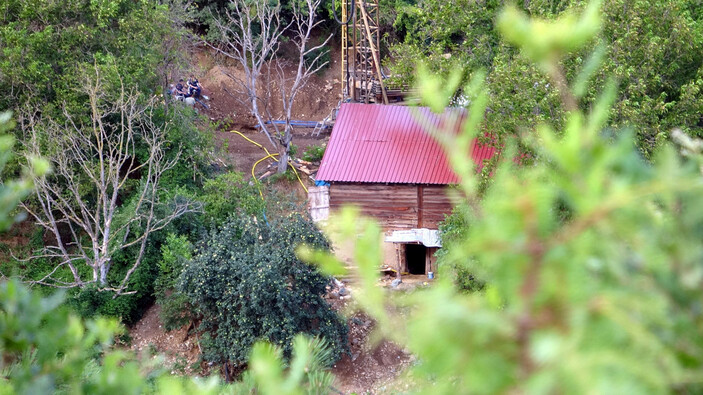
[{"x1": 405, "y1": 244, "x2": 427, "y2": 275}]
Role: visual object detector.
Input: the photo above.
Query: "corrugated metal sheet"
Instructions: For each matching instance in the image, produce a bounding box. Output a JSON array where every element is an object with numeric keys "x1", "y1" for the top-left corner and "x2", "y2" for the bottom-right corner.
[{"x1": 316, "y1": 103, "x2": 496, "y2": 185}]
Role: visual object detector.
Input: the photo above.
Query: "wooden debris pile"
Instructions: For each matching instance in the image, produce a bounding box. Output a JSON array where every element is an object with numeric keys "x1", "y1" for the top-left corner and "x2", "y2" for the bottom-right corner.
[{"x1": 255, "y1": 158, "x2": 321, "y2": 181}]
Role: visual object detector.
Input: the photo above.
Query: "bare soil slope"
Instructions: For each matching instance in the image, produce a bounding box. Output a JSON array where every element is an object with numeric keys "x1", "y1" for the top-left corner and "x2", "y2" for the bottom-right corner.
[{"x1": 192, "y1": 46, "x2": 342, "y2": 176}]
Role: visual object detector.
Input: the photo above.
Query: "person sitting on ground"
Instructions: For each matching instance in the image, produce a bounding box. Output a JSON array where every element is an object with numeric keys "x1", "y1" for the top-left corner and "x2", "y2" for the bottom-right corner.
[
  {"x1": 175, "y1": 79, "x2": 190, "y2": 98},
  {"x1": 187, "y1": 76, "x2": 202, "y2": 98}
]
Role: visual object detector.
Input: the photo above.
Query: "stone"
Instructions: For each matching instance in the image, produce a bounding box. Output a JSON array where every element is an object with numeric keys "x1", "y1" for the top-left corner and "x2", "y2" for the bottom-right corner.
[
  {"x1": 391, "y1": 279, "x2": 402, "y2": 288},
  {"x1": 338, "y1": 287, "x2": 349, "y2": 296}
]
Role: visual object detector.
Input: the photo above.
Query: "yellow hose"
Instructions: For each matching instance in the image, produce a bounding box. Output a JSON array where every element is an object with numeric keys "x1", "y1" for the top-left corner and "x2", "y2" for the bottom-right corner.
[
  {"x1": 252, "y1": 153, "x2": 279, "y2": 199},
  {"x1": 288, "y1": 163, "x2": 308, "y2": 193},
  {"x1": 228, "y1": 129, "x2": 308, "y2": 194},
  {"x1": 230, "y1": 130, "x2": 271, "y2": 154}
]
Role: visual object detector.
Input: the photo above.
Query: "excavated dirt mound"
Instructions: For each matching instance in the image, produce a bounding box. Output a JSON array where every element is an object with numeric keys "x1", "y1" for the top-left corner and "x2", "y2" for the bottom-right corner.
[
  {"x1": 193, "y1": 46, "x2": 342, "y2": 125},
  {"x1": 190, "y1": 46, "x2": 341, "y2": 177},
  {"x1": 331, "y1": 311, "x2": 414, "y2": 394},
  {"x1": 129, "y1": 303, "x2": 203, "y2": 375}
]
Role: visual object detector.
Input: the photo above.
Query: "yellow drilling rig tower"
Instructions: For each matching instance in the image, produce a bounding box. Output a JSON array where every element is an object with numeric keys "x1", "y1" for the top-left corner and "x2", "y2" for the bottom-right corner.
[{"x1": 337, "y1": 0, "x2": 389, "y2": 104}]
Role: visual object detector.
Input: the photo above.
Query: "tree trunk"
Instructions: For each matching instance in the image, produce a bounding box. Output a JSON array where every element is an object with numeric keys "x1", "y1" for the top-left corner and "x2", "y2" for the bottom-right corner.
[
  {"x1": 277, "y1": 145, "x2": 289, "y2": 174},
  {"x1": 277, "y1": 124, "x2": 293, "y2": 174},
  {"x1": 99, "y1": 262, "x2": 108, "y2": 286}
]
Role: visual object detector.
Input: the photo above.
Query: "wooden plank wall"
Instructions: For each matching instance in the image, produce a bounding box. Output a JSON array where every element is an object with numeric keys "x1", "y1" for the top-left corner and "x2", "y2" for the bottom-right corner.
[
  {"x1": 330, "y1": 183, "x2": 456, "y2": 230},
  {"x1": 330, "y1": 183, "x2": 418, "y2": 229},
  {"x1": 421, "y1": 185, "x2": 457, "y2": 229}
]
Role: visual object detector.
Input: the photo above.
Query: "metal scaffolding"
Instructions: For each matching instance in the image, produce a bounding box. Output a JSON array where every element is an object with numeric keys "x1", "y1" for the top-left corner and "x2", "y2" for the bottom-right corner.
[{"x1": 340, "y1": 0, "x2": 388, "y2": 104}]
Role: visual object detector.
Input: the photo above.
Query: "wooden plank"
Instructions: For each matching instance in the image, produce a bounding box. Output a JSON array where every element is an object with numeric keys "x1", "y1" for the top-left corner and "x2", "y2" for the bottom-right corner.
[
  {"x1": 417, "y1": 185, "x2": 423, "y2": 228},
  {"x1": 420, "y1": 185, "x2": 455, "y2": 229},
  {"x1": 331, "y1": 182, "x2": 447, "y2": 230},
  {"x1": 427, "y1": 247, "x2": 438, "y2": 275}
]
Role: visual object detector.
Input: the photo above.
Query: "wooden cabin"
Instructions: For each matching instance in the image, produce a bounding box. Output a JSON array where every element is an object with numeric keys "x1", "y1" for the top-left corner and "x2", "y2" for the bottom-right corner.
[{"x1": 312, "y1": 103, "x2": 495, "y2": 276}]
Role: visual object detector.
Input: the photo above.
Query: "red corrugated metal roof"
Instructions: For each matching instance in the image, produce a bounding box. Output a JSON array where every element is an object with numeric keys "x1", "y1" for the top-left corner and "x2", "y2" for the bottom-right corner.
[{"x1": 316, "y1": 103, "x2": 496, "y2": 185}]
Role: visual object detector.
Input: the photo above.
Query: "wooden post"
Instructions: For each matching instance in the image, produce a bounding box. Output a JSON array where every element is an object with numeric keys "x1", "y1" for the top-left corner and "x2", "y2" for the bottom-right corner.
[
  {"x1": 417, "y1": 185, "x2": 423, "y2": 228},
  {"x1": 426, "y1": 247, "x2": 438, "y2": 276},
  {"x1": 396, "y1": 243, "x2": 405, "y2": 279},
  {"x1": 425, "y1": 247, "x2": 431, "y2": 275}
]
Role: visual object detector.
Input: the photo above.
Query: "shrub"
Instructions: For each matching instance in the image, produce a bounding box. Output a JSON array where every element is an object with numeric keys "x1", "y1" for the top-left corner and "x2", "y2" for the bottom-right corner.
[
  {"x1": 288, "y1": 143, "x2": 299, "y2": 157},
  {"x1": 154, "y1": 233, "x2": 194, "y2": 331},
  {"x1": 437, "y1": 204, "x2": 485, "y2": 293},
  {"x1": 0, "y1": 279, "x2": 264, "y2": 394},
  {"x1": 67, "y1": 252, "x2": 158, "y2": 325},
  {"x1": 180, "y1": 214, "x2": 348, "y2": 373},
  {"x1": 301, "y1": 144, "x2": 326, "y2": 162},
  {"x1": 200, "y1": 171, "x2": 265, "y2": 228}
]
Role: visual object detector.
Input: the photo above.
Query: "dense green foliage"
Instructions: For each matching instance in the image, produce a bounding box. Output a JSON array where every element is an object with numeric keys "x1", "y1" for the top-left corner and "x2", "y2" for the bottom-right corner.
[
  {"x1": 0, "y1": 112, "x2": 49, "y2": 231},
  {"x1": 389, "y1": 0, "x2": 703, "y2": 157},
  {"x1": 200, "y1": 171, "x2": 266, "y2": 227},
  {"x1": 436, "y1": 205, "x2": 484, "y2": 293},
  {"x1": 307, "y1": 2, "x2": 703, "y2": 393},
  {"x1": 180, "y1": 214, "x2": 348, "y2": 373},
  {"x1": 0, "y1": 0, "x2": 216, "y2": 325},
  {"x1": 154, "y1": 234, "x2": 195, "y2": 331},
  {"x1": 0, "y1": 278, "x2": 339, "y2": 394},
  {"x1": 4, "y1": 0, "x2": 703, "y2": 391},
  {"x1": 0, "y1": 0, "x2": 189, "y2": 110}
]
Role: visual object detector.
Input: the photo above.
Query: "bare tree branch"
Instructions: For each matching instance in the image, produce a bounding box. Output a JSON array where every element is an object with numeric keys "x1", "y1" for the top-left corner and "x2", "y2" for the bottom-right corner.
[
  {"x1": 208, "y1": 0, "x2": 331, "y2": 173},
  {"x1": 19, "y1": 62, "x2": 202, "y2": 295}
]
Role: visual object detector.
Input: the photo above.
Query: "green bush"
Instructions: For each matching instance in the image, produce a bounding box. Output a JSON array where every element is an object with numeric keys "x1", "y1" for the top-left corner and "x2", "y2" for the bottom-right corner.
[
  {"x1": 201, "y1": 171, "x2": 265, "y2": 228},
  {"x1": 1, "y1": 279, "x2": 345, "y2": 394},
  {"x1": 180, "y1": 214, "x2": 348, "y2": 373},
  {"x1": 0, "y1": 278, "x2": 241, "y2": 394},
  {"x1": 437, "y1": 205, "x2": 486, "y2": 293},
  {"x1": 301, "y1": 144, "x2": 326, "y2": 162},
  {"x1": 67, "y1": 253, "x2": 158, "y2": 326},
  {"x1": 154, "y1": 233, "x2": 195, "y2": 331},
  {"x1": 156, "y1": 106, "x2": 216, "y2": 191}
]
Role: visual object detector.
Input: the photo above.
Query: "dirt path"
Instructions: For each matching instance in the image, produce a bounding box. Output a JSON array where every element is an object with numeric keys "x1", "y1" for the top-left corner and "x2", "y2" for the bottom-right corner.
[
  {"x1": 214, "y1": 126, "x2": 329, "y2": 176},
  {"x1": 330, "y1": 311, "x2": 414, "y2": 394}
]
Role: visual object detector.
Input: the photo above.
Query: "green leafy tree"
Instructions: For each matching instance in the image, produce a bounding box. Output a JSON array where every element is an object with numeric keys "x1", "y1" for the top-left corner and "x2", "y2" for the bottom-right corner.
[
  {"x1": 0, "y1": 111, "x2": 49, "y2": 231},
  {"x1": 0, "y1": 277, "x2": 335, "y2": 394},
  {"x1": 154, "y1": 233, "x2": 195, "y2": 331},
  {"x1": 200, "y1": 171, "x2": 266, "y2": 228},
  {"x1": 180, "y1": 214, "x2": 348, "y2": 378},
  {"x1": 305, "y1": 2, "x2": 703, "y2": 393},
  {"x1": 389, "y1": 0, "x2": 703, "y2": 156},
  {"x1": 0, "y1": 0, "x2": 192, "y2": 111}
]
